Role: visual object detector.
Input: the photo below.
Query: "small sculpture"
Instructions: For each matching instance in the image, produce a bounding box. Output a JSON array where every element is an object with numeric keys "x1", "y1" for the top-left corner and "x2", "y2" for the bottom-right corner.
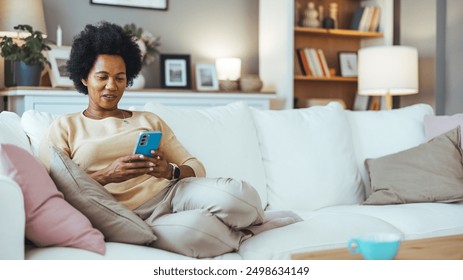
[
  {"x1": 330, "y1": 3, "x2": 339, "y2": 29},
  {"x1": 295, "y1": 0, "x2": 301, "y2": 26},
  {"x1": 302, "y1": 2, "x2": 320, "y2": 28}
]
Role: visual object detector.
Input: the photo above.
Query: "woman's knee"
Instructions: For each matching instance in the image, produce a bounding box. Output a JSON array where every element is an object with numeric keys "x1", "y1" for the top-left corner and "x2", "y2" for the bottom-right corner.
[
  {"x1": 148, "y1": 209, "x2": 243, "y2": 258},
  {"x1": 172, "y1": 177, "x2": 264, "y2": 226}
]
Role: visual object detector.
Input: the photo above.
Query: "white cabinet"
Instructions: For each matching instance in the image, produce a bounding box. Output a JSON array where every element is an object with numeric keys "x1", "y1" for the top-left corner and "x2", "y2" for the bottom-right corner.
[{"x1": 0, "y1": 87, "x2": 275, "y2": 115}]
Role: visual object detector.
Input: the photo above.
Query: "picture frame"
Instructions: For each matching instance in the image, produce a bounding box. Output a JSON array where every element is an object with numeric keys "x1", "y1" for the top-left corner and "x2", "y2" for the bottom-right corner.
[
  {"x1": 195, "y1": 64, "x2": 219, "y2": 91},
  {"x1": 90, "y1": 0, "x2": 168, "y2": 10},
  {"x1": 338, "y1": 52, "x2": 358, "y2": 77},
  {"x1": 160, "y1": 54, "x2": 192, "y2": 89},
  {"x1": 46, "y1": 46, "x2": 74, "y2": 88}
]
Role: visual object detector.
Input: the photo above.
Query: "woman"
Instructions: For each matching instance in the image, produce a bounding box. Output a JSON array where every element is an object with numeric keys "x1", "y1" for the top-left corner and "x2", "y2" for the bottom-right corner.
[{"x1": 39, "y1": 22, "x2": 299, "y2": 258}]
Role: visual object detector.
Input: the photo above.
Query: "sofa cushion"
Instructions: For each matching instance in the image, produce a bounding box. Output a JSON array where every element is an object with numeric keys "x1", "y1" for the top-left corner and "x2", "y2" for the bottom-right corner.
[
  {"x1": 424, "y1": 113, "x2": 463, "y2": 146},
  {"x1": 143, "y1": 101, "x2": 268, "y2": 208},
  {"x1": 319, "y1": 202, "x2": 463, "y2": 240},
  {"x1": 0, "y1": 111, "x2": 32, "y2": 154},
  {"x1": 346, "y1": 104, "x2": 434, "y2": 198},
  {"x1": 21, "y1": 110, "x2": 58, "y2": 156},
  {"x1": 239, "y1": 212, "x2": 401, "y2": 259},
  {"x1": 251, "y1": 102, "x2": 363, "y2": 211},
  {"x1": 48, "y1": 146, "x2": 157, "y2": 245},
  {"x1": 364, "y1": 127, "x2": 463, "y2": 204},
  {"x1": 0, "y1": 144, "x2": 106, "y2": 254}
]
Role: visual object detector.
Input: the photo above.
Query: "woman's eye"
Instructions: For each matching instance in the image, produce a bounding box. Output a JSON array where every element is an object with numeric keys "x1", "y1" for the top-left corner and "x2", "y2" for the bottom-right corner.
[{"x1": 96, "y1": 75, "x2": 107, "y2": 80}]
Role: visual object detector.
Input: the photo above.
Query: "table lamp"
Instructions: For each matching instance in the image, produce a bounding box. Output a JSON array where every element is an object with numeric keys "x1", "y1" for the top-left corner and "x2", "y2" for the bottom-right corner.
[
  {"x1": 0, "y1": 0, "x2": 47, "y2": 38},
  {"x1": 358, "y1": 46, "x2": 418, "y2": 110},
  {"x1": 215, "y1": 57, "x2": 241, "y2": 91}
]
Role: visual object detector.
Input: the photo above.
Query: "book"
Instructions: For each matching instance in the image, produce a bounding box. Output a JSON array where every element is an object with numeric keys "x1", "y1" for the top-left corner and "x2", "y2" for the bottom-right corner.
[
  {"x1": 316, "y1": 49, "x2": 331, "y2": 78},
  {"x1": 308, "y1": 48, "x2": 324, "y2": 77},
  {"x1": 368, "y1": 7, "x2": 381, "y2": 32},
  {"x1": 358, "y1": 6, "x2": 373, "y2": 31},
  {"x1": 350, "y1": 7, "x2": 365, "y2": 30},
  {"x1": 294, "y1": 50, "x2": 304, "y2": 76},
  {"x1": 303, "y1": 48, "x2": 318, "y2": 77},
  {"x1": 297, "y1": 49, "x2": 311, "y2": 76}
]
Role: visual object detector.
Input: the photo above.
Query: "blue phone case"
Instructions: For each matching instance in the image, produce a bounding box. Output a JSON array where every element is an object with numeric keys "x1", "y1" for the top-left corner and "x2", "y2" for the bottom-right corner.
[{"x1": 133, "y1": 131, "x2": 162, "y2": 157}]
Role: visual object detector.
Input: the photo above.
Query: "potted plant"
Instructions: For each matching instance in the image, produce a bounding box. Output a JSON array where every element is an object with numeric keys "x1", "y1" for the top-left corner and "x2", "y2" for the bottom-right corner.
[
  {"x1": 123, "y1": 23, "x2": 160, "y2": 89},
  {"x1": 0, "y1": 24, "x2": 51, "y2": 86}
]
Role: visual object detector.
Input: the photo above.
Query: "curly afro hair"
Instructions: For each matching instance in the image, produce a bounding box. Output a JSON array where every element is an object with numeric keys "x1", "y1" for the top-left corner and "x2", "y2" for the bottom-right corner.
[{"x1": 67, "y1": 21, "x2": 142, "y2": 95}]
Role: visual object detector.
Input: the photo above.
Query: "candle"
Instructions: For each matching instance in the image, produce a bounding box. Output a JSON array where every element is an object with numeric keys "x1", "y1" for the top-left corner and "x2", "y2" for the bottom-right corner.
[{"x1": 57, "y1": 25, "x2": 62, "y2": 47}]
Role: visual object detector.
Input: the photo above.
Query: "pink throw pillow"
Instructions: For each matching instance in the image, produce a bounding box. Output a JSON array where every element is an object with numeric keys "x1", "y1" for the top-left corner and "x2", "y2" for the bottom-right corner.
[
  {"x1": 0, "y1": 144, "x2": 106, "y2": 255},
  {"x1": 424, "y1": 114, "x2": 463, "y2": 146}
]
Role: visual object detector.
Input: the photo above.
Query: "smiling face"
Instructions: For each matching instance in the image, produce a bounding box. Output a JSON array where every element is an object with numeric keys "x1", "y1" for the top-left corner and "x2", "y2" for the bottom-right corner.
[{"x1": 82, "y1": 54, "x2": 127, "y2": 113}]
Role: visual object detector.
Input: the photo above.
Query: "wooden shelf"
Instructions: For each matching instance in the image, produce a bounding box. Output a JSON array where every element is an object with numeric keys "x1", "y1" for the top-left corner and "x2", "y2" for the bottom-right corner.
[
  {"x1": 294, "y1": 75, "x2": 357, "y2": 82},
  {"x1": 294, "y1": 26, "x2": 383, "y2": 38},
  {"x1": 292, "y1": 0, "x2": 386, "y2": 109}
]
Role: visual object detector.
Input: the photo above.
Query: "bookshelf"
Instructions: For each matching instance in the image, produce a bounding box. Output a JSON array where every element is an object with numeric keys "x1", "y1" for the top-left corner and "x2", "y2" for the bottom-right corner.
[
  {"x1": 293, "y1": 0, "x2": 383, "y2": 109},
  {"x1": 259, "y1": 0, "x2": 393, "y2": 109}
]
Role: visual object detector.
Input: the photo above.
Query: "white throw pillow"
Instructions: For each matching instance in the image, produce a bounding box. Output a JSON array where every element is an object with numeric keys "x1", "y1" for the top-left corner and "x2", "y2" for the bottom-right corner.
[
  {"x1": 143, "y1": 102, "x2": 268, "y2": 208},
  {"x1": 346, "y1": 103, "x2": 434, "y2": 197},
  {"x1": 0, "y1": 111, "x2": 32, "y2": 153},
  {"x1": 251, "y1": 102, "x2": 363, "y2": 211},
  {"x1": 21, "y1": 110, "x2": 59, "y2": 156}
]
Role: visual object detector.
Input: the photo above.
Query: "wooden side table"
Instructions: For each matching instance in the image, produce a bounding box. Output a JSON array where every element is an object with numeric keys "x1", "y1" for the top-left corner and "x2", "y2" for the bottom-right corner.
[{"x1": 291, "y1": 234, "x2": 463, "y2": 260}]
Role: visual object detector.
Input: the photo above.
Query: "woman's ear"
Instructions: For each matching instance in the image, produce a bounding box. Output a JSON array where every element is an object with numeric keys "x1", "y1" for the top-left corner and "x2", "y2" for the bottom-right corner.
[{"x1": 81, "y1": 79, "x2": 88, "y2": 86}]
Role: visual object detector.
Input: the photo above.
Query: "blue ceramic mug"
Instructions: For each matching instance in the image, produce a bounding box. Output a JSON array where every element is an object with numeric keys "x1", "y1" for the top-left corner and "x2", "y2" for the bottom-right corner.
[{"x1": 347, "y1": 233, "x2": 401, "y2": 260}]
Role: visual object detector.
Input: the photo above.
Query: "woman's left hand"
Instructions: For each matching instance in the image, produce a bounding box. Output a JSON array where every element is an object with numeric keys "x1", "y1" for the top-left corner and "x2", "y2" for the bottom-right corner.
[{"x1": 146, "y1": 150, "x2": 172, "y2": 180}]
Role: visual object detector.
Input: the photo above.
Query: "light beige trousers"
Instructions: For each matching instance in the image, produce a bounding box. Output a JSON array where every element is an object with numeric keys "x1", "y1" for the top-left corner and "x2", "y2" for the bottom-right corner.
[{"x1": 134, "y1": 177, "x2": 265, "y2": 258}]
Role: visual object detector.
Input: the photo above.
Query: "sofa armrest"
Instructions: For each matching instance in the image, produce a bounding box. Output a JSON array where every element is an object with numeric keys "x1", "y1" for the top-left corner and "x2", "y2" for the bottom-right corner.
[{"x1": 0, "y1": 175, "x2": 25, "y2": 260}]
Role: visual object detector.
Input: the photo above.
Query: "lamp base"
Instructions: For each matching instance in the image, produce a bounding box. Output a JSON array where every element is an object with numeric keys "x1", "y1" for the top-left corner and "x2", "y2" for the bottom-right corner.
[
  {"x1": 219, "y1": 80, "x2": 239, "y2": 91},
  {"x1": 385, "y1": 92, "x2": 392, "y2": 110}
]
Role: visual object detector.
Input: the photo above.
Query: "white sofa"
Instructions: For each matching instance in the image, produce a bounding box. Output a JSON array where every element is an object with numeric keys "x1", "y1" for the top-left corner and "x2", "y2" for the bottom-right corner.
[{"x1": 1, "y1": 101, "x2": 463, "y2": 260}]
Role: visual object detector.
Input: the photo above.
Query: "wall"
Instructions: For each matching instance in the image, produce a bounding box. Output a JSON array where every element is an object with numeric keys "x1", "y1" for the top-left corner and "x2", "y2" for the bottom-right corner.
[
  {"x1": 399, "y1": 0, "x2": 437, "y2": 110},
  {"x1": 1, "y1": 0, "x2": 259, "y2": 89},
  {"x1": 400, "y1": 0, "x2": 463, "y2": 115},
  {"x1": 444, "y1": 0, "x2": 463, "y2": 114}
]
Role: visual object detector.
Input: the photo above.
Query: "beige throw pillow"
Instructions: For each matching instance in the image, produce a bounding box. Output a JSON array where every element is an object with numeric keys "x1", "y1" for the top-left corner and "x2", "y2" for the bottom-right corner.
[
  {"x1": 364, "y1": 126, "x2": 463, "y2": 205},
  {"x1": 48, "y1": 146, "x2": 156, "y2": 245}
]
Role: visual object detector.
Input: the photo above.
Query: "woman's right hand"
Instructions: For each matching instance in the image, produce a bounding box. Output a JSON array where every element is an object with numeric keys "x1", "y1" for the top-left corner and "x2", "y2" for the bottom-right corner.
[{"x1": 90, "y1": 154, "x2": 155, "y2": 185}]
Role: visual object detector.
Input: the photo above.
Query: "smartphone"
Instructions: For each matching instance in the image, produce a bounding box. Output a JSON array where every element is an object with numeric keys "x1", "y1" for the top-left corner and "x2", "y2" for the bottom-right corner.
[{"x1": 133, "y1": 131, "x2": 162, "y2": 157}]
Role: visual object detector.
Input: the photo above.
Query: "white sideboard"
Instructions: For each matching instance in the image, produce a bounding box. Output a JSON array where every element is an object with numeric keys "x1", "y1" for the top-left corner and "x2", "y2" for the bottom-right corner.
[{"x1": 0, "y1": 87, "x2": 276, "y2": 115}]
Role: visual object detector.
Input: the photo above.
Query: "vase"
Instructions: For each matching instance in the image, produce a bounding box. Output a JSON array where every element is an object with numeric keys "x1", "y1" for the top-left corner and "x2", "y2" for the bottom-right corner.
[
  {"x1": 4, "y1": 60, "x2": 43, "y2": 87},
  {"x1": 129, "y1": 74, "x2": 146, "y2": 89}
]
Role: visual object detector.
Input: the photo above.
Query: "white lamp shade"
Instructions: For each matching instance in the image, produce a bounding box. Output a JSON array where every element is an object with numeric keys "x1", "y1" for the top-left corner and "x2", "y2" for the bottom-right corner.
[
  {"x1": 215, "y1": 57, "x2": 241, "y2": 80},
  {"x1": 0, "y1": 0, "x2": 47, "y2": 38},
  {"x1": 358, "y1": 46, "x2": 418, "y2": 96}
]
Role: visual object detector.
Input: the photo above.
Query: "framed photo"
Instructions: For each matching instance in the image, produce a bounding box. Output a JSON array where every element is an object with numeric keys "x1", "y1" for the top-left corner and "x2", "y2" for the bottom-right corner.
[
  {"x1": 338, "y1": 52, "x2": 358, "y2": 77},
  {"x1": 46, "y1": 46, "x2": 74, "y2": 88},
  {"x1": 160, "y1": 54, "x2": 192, "y2": 89},
  {"x1": 90, "y1": 0, "x2": 168, "y2": 10},
  {"x1": 195, "y1": 64, "x2": 219, "y2": 91}
]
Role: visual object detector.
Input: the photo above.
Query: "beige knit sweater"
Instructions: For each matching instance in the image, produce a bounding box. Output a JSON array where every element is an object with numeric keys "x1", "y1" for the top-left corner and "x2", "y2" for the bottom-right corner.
[{"x1": 39, "y1": 110, "x2": 205, "y2": 210}]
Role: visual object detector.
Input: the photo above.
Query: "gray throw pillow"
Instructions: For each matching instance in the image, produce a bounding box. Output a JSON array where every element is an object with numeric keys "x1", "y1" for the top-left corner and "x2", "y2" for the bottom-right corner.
[
  {"x1": 364, "y1": 126, "x2": 463, "y2": 205},
  {"x1": 48, "y1": 146, "x2": 156, "y2": 245}
]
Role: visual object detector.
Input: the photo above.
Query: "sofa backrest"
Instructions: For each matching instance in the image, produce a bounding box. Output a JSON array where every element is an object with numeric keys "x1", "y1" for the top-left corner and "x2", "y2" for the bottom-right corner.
[
  {"x1": 251, "y1": 102, "x2": 364, "y2": 211},
  {"x1": 346, "y1": 103, "x2": 434, "y2": 197},
  {"x1": 21, "y1": 110, "x2": 59, "y2": 156},
  {"x1": 0, "y1": 111, "x2": 32, "y2": 154},
  {"x1": 18, "y1": 102, "x2": 434, "y2": 211},
  {"x1": 144, "y1": 102, "x2": 269, "y2": 209}
]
